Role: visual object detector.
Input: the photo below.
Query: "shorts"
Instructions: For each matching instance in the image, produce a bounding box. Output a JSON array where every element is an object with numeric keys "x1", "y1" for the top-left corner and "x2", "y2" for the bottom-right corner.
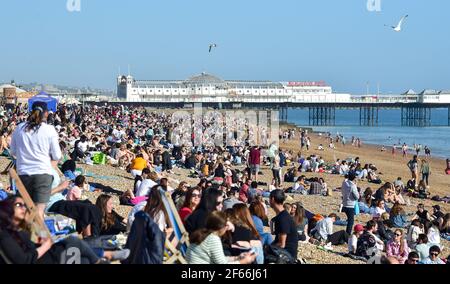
[
  {"x1": 19, "y1": 174, "x2": 53, "y2": 204},
  {"x1": 250, "y1": 164, "x2": 260, "y2": 175}
]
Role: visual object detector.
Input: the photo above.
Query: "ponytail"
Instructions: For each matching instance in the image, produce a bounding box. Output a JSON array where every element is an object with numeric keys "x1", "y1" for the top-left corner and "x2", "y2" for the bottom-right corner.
[{"x1": 25, "y1": 109, "x2": 45, "y2": 132}]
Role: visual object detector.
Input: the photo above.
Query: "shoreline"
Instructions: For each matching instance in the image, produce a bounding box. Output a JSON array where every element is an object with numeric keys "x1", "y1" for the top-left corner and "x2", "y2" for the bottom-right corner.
[{"x1": 287, "y1": 123, "x2": 449, "y2": 161}]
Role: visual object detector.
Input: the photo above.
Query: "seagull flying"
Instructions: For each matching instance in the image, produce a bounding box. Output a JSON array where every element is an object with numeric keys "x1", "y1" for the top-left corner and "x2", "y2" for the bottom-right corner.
[
  {"x1": 209, "y1": 43, "x2": 217, "y2": 53},
  {"x1": 386, "y1": 15, "x2": 408, "y2": 32}
]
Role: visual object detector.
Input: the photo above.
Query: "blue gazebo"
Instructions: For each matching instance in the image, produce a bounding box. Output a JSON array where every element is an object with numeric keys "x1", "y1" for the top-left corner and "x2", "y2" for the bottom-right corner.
[{"x1": 28, "y1": 92, "x2": 58, "y2": 112}]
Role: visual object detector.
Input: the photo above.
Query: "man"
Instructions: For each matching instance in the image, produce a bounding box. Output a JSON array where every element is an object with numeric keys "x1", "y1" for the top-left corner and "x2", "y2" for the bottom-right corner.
[
  {"x1": 420, "y1": 246, "x2": 445, "y2": 264},
  {"x1": 405, "y1": 252, "x2": 420, "y2": 264},
  {"x1": 10, "y1": 101, "x2": 62, "y2": 220},
  {"x1": 269, "y1": 190, "x2": 298, "y2": 259},
  {"x1": 248, "y1": 146, "x2": 261, "y2": 181},
  {"x1": 308, "y1": 177, "x2": 323, "y2": 195},
  {"x1": 356, "y1": 220, "x2": 383, "y2": 260},
  {"x1": 341, "y1": 172, "x2": 360, "y2": 235},
  {"x1": 223, "y1": 187, "x2": 243, "y2": 210},
  {"x1": 311, "y1": 213, "x2": 348, "y2": 245},
  {"x1": 431, "y1": 205, "x2": 444, "y2": 220}
]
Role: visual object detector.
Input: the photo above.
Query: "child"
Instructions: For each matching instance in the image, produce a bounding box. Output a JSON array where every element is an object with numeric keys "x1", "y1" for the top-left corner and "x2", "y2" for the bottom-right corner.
[{"x1": 66, "y1": 175, "x2": 88, "y2": 201}]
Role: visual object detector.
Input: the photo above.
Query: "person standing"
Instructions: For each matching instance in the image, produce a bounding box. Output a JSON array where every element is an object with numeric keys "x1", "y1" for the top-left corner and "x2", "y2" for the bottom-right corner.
[
  {"x1": 248, "y1": 146, "x2": 261, "y2": 181},
  {"x1": 407, "y1": 155, "x2": 419, "y2": 188},
  {"x1": 341, "y1": 172, "x2": 360, "y2": 235},
  {"x1": 10, "y1": 101, "x2": 61, "y2": 221},
  {"x1": 420, "y1": 159, "x2": 431, "y2": 186}
]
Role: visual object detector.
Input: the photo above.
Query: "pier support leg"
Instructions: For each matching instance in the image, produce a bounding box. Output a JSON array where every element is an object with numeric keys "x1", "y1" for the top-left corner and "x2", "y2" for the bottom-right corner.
[
  {"x1": 308, "y1": 106, "x2": 335, "y2": 126},
  {"x1": 359, "y1": 106, "x2": 379, "y2": 126}
]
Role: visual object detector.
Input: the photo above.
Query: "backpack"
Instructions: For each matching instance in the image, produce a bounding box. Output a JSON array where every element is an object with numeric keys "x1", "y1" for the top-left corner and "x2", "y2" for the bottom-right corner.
[
  {"x1": 264, "y1": 245, "x2": 297, "y2": 264},
  {"x1": 356, "y1": 232, "x2": 377, "y2": 259}
]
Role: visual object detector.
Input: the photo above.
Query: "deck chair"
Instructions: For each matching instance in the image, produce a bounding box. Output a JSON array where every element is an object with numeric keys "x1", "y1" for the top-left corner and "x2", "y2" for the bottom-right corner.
[
  {"x1": 9, "y1": 169, "x2": 52, "y2": 241},
  {"x1": 0, "y1": 247, "x2": 13, "y2": 264},
  {"x1": 159, "y1": 188, "x2": 189, "y2": 264}
]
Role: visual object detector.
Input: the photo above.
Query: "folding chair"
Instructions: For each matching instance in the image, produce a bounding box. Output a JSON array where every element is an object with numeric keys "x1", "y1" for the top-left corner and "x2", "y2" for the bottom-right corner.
[
  {"x1": 159, "y1": 188, "x2": 189, "y2": 264},
  {"x1": 0, "y1": 247, "x2": 13, "y2": 264},
  {"x1": 9, "y1": 169, "x2": 52, "y2": 241}
]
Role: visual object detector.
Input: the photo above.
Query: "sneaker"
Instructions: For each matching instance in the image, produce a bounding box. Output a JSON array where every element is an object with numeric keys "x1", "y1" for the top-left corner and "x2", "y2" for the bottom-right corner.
[{"x1": 324, "y1": 242, "x2": 333, "y2": 251}]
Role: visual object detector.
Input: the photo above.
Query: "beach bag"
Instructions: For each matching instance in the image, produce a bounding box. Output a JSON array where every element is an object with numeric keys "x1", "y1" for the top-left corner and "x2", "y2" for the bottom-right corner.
[
  {"x1": 93, "y1": 153, "x2": 106, "y2": 165},
  {"x1": 354, "y1": 202, "x2": 360, "y2": 215},
  {"x1": 264, "y1": 245, "x2": 296, "y2": 264}
]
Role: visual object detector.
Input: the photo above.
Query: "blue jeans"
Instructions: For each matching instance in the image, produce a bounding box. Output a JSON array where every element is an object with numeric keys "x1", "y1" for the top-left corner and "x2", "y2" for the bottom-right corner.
[
  {"x1": 342, "y1": 207, "x2": 355, "y2": 235},
  {"x1": 252, "y1": 244, "x2": 264, "y2": 264}
]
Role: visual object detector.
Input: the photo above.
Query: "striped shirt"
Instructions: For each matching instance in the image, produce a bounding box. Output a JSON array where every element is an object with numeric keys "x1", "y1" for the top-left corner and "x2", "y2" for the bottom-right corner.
[{"x1": 186, "y1": 233, "x2": 239, "y2": 264}]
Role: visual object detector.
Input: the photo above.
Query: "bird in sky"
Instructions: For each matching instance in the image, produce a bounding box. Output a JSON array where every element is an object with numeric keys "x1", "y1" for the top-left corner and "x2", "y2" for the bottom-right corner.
[
  {"x1": 385, "y1": 15, "x2": 409, "y2": 32},
  {"x1": 209, "y1": 43, "x2": 217, "y2": 53}
]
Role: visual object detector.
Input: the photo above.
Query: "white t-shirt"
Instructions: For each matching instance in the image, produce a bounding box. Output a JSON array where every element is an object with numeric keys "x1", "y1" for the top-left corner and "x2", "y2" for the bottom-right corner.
[
  {"x1": 348, "y1": 234, "x2": 358, "y2": 253},
  {"x1": 127, "y1": 201, "x2": 167, "y2": 232},
  {"x1": 136, "y1": 178, "x2": 158, "y2": 197},
  {"x1": 10, "y1": 122, "x2": 62, "y2": 175},
  {"x1": 77, "y1": 141, "x2": 89, "y2": 152}
]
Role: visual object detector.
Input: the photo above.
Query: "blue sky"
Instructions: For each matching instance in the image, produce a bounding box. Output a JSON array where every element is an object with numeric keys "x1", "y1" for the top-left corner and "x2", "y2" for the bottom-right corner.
[{"x1": 1, "y1": 0, "x2": 449, "y2": 94}]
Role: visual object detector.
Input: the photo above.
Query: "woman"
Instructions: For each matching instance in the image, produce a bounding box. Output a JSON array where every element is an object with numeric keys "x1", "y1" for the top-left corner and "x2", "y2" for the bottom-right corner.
[
  {"x1": 386, "y1": 229, "x2": 410, "y2": 264},
  {"x1": 292, "y1": 202, "x2": 309, "y2": 242},
  {"x1": 370, "y1": 199, "x2": 386, "y2": 218},
  {"x1": 359, "y1": 187, "x2": 373, "y2": 214},
  {"x1": 0, "y1": 196, "x2": 106, "y2": 264},
  {"x1": 420, "y1": 159, "x2": 431, "y2": 186},
  {"x1": 425, "y1": 220, "x2": 441, "y2": 247},
  {"x1": 95, "y1": 195, "x2": 127, "y2": 236},
  {"x1": 171, "y1": 181, "x2": 189, "y2": 210},
  {"x1": 229, "y1": 204, "x2": 264, "y2": 264},
  {"x1": 389, "y1": 202, "x2": 408, "y2": 228},
  {"x1": 10, "y1": 101, "x2": 62, "y2": 220},
  {"x1": 127, "y1": 185, "x2": 170, "y2": 233},
  {"x1": 178, "y1": 187, "x2": 201, "y2": 223},
  {"x1": 414, "y1": 234, "x2": 431, "y2": 261},
  {"x1": 186, "y1": 211, "x2": 256, "y2": 264},
  {"x1": 185, "y1": 187, "x2": 224, "y2": 234},
  {"x1": 214, "y1": 163, "x2": 225, "y2": 183},
  {"x1": 249, "y1": 200, "x2": 273, "y2": 246}
]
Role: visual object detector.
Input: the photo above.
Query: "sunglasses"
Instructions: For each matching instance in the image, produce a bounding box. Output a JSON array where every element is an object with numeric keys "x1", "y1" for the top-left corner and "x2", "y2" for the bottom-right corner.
[
  {"x1": 191, "y1": 193, "x2": 201, "y2": 198},
  {"x1": 430, "y1": 253, "x2": 439, "y2": 256},
  {"x1": 14, "y1": 202, "x2": 26, "y2": 209},
  {"x1": 395, "y1": 233, "x2": 402, "y2": 237}
]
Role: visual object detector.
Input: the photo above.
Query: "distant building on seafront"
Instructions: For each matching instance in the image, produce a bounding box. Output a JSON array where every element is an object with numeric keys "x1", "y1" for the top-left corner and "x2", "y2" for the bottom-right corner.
[{"x1": 116, "y1": 72, "x2": 351, "y2": 103}]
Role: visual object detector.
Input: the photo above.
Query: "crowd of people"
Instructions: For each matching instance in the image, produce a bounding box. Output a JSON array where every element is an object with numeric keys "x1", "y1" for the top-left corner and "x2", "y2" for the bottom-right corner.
[{"x1": 0, "y1": 102, "x2": 448, "y2": 265}]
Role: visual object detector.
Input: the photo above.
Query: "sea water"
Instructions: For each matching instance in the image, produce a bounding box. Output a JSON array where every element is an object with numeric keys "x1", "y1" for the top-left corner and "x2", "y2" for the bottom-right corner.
[{"x1": 288, "y1": 108, "x2": 450, "y2": 158}]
